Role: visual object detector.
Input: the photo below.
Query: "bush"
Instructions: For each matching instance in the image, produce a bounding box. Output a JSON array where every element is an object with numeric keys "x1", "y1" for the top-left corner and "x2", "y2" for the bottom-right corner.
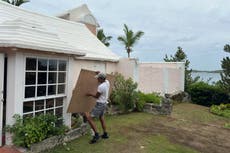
[
  {"x1": 110, "y1": 74, "x2": 138, "y2": 113},
  {"x1": 6, "y1": 114, "x2": 68, "y2": 148},
  {"x1": 188, "y1": 81, "x2": 229, "y2": 106},
  {"x1": 135, "y1": 92, "x2": 162, "y2": 111},
  {"x1": 210, "y1": 104, "x2": 230, "y2": 118}
]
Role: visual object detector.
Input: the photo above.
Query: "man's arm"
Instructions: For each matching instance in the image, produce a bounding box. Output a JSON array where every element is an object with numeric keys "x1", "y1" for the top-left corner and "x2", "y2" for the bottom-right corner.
[{"x1": 86, "y1": 92, "x2": 101, "y2": 99}]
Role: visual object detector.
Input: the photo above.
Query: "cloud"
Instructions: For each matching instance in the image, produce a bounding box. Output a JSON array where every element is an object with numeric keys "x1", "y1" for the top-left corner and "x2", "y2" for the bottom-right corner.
[{"x1": 21, "y1": 0, "x2": 230, "y2": 70}]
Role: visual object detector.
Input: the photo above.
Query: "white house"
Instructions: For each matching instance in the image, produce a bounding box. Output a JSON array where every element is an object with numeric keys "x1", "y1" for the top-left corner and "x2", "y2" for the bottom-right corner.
[
  {"x1": 0, "y1": 1, "x2": 119, "y2": 146},
  {"x1": 0, "y1": 1, "x2": 185, "y2": 146}
]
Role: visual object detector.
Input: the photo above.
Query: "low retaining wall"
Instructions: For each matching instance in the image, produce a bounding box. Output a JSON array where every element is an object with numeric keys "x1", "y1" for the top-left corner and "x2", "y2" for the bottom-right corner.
[
  {"x1": 24, "y1": 124, "x2": 88, "y2": 153},
  {"x1": 143, "y1": 98, "x2": 172, "y2": 115}
]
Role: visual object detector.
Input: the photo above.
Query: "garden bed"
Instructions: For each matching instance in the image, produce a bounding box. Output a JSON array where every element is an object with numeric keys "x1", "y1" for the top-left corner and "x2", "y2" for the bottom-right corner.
[{"x1": 24, "y1": 124, "x2": 88, "y2": 153}]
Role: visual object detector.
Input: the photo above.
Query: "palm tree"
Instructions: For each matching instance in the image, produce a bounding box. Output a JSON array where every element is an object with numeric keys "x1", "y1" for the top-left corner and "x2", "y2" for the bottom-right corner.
[
  {"x1": 117, "y1": 24, "x2": 144, "y2": 58},
  {"x1": 97, "y1": 29, "x2": 112, "y2": 47},
  {"x1": 2, "y1": 0, "x2": 29, "y2": 6}
]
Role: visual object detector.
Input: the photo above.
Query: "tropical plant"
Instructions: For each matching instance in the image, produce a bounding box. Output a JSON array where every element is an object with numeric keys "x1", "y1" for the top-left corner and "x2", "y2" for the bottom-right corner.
[
  {"x1": 110, "y1": 74, "x2": 138, "y2": 113},
  {"x1": 117, "y1": 24, "x2": 144, "y2": 58},
  {"x1": 219, "y1": 44, "x2": 230, "y2": 93},
  {"x1": 2, "y1": 0, "x2": 29, "y2": 6},
  {"x1": 164, "y1": 46, "x2": 199, "y2": 91},
  {"x1": 97, "y1": 29, "x2": 112, "y2": 47},
  {"x1": 6, "y1": 114, "x2": 68, "y2": 148}
]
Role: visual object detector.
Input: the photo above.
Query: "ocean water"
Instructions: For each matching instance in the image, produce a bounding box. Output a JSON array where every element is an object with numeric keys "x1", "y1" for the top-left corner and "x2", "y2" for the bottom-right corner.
[{"x1": 191, "y1": 72, "x2": 221, "y2": 84}]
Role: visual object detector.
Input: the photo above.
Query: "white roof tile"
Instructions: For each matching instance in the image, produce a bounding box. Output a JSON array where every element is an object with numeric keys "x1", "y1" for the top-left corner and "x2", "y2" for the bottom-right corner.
[{"x1": 0, "y1": 1, "x2": 119, "y2": 62}]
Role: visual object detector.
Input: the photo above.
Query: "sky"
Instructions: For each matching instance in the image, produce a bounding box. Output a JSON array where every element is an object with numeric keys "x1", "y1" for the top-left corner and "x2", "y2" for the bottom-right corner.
[{"x1": 21, "y1": 0, "x2": 230, "y2": 70}]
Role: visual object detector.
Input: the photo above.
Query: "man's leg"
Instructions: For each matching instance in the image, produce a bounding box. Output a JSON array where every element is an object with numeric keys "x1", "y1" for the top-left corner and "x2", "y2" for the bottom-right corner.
[
  {"x1": 99, "y1": 115, "x2": 109, "y2": 139},
  {"x1": 84, "y1": 112, "x2": 98, "y2": 133},
  {"x1": 99, "y1": 115, "x2": 106, "y2": 133},
  {"x1": 84, "y1": 112, "x2": 100, "y2": 143}
]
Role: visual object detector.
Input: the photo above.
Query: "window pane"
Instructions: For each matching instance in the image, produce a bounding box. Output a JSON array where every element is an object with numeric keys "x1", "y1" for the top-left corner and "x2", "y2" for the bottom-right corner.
[
  {"x1": 23, "y1": 101, "x2": 34, "y2": 113},
  {"x1": 35, "y1": 100, "x2": 44, "y2": 111},
  {"x1": 58, "y1": 85, "x2": 65, "y2": 94},
  {"x1": 56, "y1": 107, "x2": 63, "y2": 118},
  {"x1": 25, "y1": 86, "x2": 35, "y2": 98},
  {"x1": 38, "y1": 59, "x2": 47, "y2": 71},
  {"x1": 59, "y1": 60, "x2": 66, "y2": 71},
  {"x1": 58, "y1": 72, "x2": 66, "y2": 83},
  {"x1": 35, "y1": 111, "x2": 44, "y2": 116},
  {"x1": 46, "y1": 109, "x2": 54, "y2": 115},
  {"x1": 26, "y1": 58, "x2": 36, "y2": 70},
  {"x1": 38, "y1": 72, "x2": 47, "y2": 84},
  {"x1": 49, "y1": 60, "x2": 57, "y2": 71},
  {"x1": 46, "y1": 99, "x2": 54, "y2": 108},
  {"x1": 56, "y1": 98, "x2": 63, "y2": 107},
  {"x1": 37, "y1": 86, "x2": 46, "y2": 97},
  {"x1": 48, "y1": 72, "x2": 57, "y2": 84},
  {"x1": 25, "y1": 72, "x2": 36, "y2": 85},
  {"x1": 23, "y1": 113, "x2": 33, "y2": 118},
  {"x1": 48, "y1": 85, "x2": 56, "y2": 95}
]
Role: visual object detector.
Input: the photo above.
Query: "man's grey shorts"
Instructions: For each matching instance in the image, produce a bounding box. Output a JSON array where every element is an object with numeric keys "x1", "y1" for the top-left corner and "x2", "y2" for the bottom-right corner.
[{"x1": 91, "y1": 102, "x2": 107, "y2": 117}]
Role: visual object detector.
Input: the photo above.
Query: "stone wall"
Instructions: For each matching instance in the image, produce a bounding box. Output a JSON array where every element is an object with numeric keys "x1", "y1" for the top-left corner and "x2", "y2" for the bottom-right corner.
[{"x1": 143, "y1": 98, "x2": 172, "y2": 115}]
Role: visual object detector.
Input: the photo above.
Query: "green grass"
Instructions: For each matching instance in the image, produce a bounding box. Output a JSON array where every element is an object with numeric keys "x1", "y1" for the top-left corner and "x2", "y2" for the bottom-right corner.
[
  {"x1": 145, "y1": 135, "x2": 198, "y2": 153},
  {"x1": 46, "y1": 112, "x2": 199, "y2": 153},
  {"x1": 172, "y1": 103, "x2": 229, "y2": 123}
]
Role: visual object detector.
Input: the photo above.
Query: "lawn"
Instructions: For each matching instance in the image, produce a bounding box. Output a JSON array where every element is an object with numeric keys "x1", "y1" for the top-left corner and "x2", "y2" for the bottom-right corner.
[{"x1": 46, "y1": 103, "x2": 230, "y2": 153}]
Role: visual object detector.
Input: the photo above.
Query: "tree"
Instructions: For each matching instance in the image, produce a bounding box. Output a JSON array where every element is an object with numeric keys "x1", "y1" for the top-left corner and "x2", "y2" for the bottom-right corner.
[
  {"x1": 117, "y1": 24, "x2": 144, "y2": 58},
  {"x1": 164, "y1": 47, "x2": 198, "y2": 91},
  {"x1": 2, "y1": 0, "x2": 29, "y2": 6},
  {"x1": 219, "y1": 44, "x2": 230, "y2": 93},
  {"x1": 97, "y1": 29, "x2": 112, "y2": 47}
]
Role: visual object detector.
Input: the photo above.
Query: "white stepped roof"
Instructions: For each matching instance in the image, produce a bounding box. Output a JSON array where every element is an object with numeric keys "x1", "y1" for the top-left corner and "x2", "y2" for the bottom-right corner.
[{"x1": 0, "y1": 1, "x2": 119, "y2": 62}]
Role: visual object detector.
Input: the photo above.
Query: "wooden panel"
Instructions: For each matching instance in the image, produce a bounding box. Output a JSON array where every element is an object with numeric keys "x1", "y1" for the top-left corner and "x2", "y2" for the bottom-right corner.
[{"x1": 67, "y1": 69, "x2": 114, "y2": 113}]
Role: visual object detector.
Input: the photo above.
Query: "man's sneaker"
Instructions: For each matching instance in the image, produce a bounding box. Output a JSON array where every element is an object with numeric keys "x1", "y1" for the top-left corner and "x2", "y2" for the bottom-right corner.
[
  {"x1": 101, "y1": 132, "x2": 109, "y2": 139},
  {"x1": 89, "y1": 134, "x2": 100, "y2": 144}
]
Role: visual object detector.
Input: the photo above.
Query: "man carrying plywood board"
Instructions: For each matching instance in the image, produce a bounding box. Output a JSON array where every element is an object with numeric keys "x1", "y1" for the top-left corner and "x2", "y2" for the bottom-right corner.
[{"x1": 67, "y1": 69, "x2": 114, "y2": 144}]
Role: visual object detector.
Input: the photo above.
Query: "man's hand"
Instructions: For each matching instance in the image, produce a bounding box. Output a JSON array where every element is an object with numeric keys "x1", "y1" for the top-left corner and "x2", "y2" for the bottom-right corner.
[
  {"x1": 85, "y1": 92, "x2": 101, "y2": 99},
  {"x1": 86, "y1": 93, "x2": 92, "y2": 97}
]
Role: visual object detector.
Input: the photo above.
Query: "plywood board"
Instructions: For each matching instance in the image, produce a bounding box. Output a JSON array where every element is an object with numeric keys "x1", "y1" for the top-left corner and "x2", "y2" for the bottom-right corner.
[{"x1": 67, "y1": 69, "x2": 115, "y2": 113}]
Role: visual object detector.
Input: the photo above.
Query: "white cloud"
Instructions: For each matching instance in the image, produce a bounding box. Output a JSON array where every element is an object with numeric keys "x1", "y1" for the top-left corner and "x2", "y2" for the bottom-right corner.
[{"x1": 21, "y1": 0, "x2": 230, "y2": 70}]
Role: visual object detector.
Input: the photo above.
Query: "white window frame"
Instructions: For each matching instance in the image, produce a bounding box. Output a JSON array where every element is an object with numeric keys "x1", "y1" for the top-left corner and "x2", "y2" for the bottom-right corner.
[{"x1": 22, "y1": 55, "x2": 68, "y2": 117}]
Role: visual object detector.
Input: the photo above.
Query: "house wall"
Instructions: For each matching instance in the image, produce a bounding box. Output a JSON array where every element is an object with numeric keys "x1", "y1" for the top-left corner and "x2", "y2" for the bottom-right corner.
[
  {"x1": 138, "y1": 62, "x2": 185, "y2": 95},
  {"x1": 116, "y1": 58, "x2": 139, "y2": 82},
  {"x1": 105, "y1": 62, "x2": 117, "y2": 74},
  {"x1": 6, "y1": 52, "x2": 24, "y2": 125}
]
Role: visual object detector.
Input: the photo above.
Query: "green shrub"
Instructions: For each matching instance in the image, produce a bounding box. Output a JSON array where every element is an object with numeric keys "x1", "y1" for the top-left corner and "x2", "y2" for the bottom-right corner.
[
  {"x1": 135, "y1": 92, "x2": 162, "y2": 111},
  {"x1": 188, "y1": 81, "x2": 229, "y2": 106},
  {"x1": 110, "y1": 74, "x2": 138, "y2": 113},
  {"x1": 6, "y1": 114, "x2": 68, "y2": 148},
  {"x1": 135, "y1": 99, "x2": 146, "y2": 112},
  {"x1": 138, "y1": 92, "x2": 161, "y2": 104},
  {"x1": 210, "y1": 104, "x2": 230, "y2": 118}
]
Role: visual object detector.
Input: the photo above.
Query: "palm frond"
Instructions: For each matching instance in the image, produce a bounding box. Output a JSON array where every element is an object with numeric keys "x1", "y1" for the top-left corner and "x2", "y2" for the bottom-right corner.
[
  {"x1": 118, "y1": 24, "x2": 144, "y2": 57},
  {"x1": 2, "y1": 0, "x2": 30, "y2": 6},
  {"x1": 97, "y1": 28, "x2": 112, "y2": 47}
]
